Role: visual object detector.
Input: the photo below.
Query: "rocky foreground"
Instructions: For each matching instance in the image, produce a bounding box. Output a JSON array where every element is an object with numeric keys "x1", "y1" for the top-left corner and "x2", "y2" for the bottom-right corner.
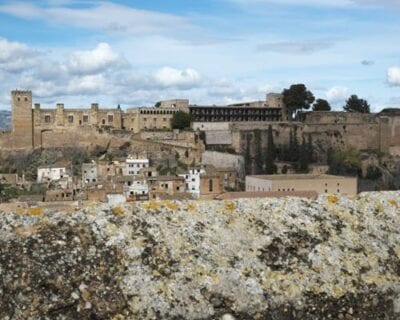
[{"x1": 0, "y1": 192, "x2": 399, "y2": 319}]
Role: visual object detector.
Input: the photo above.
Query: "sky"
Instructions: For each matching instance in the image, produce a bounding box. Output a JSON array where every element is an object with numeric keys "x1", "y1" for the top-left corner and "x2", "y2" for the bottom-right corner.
[{"x1": 0, "y1": 0, "x2": 399, "y2": 111}]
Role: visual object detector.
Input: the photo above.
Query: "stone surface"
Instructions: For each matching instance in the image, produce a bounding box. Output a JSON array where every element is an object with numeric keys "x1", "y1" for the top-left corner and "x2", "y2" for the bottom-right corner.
[{"x1": 0, "y1": 192, "x2": 399, "y2": 319}]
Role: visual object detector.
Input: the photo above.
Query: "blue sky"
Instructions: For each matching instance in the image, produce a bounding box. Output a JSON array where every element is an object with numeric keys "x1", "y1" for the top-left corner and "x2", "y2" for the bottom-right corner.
[{"x1": 0, "y1": 0, "x2": 399, "y2": 111}]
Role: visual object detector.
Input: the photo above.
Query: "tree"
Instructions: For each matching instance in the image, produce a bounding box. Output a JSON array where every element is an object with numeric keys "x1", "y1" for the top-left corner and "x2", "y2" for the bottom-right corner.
[
  {"x1": 254, "y1": 129, "x2": 263, "y2": 174},
  {"x1": 282, "y1": 84, "x2": 315, "y2": 119},
  {"x1": 313, "y1": 99, "x2": 331, "y2": 111},
  {"x1": 265, "y1": 125, "x2": 277, "y2": 174},
  {"x1": 244, "y1": 134, "x2": 252, "y2": 175},
  {"x1": 267, "y1": 125, "x2": 276, "y2": 160},
  {"x1": 298, "y1": 136, "x2": 310, "y2": 173},
  {"x1": 171, "y1": 111, "x2": 192, "y2": 130},
  {"x1": 343, "y1": 95, "x2": 370, "y2": 113}
]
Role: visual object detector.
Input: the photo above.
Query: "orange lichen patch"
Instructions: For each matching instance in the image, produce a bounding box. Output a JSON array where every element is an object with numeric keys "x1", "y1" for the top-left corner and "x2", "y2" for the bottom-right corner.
[
  {"x1": 327, "y1": 195, "x2": 338, "y2": 204},
  {"x1": 224, "y1": 201, "x2": 236, "y2": 212},
  {"x1": 28, "y1": 207, "x2": 44, "y2": 216},
  {"x1": 111, "y1": 206, "x2": 125, "y2": 217},
  {"x1": 164, "y1": 201, "x2": 178, "y2": 211},
  {"x1": 388, "y1": 199, "x2": 398, "y2": 207}
]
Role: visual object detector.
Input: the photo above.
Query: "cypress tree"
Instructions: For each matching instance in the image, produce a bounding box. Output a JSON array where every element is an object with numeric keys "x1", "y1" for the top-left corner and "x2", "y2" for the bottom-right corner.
[
  {"x1": 254, "y1": 129, "x2": 263, "y2": 174},
  {"x1": 298, "y1": 136, "x2": 309, "y2": 172},
  {"x1": 265, "y1": 125, "x2": 277, "y2": 174}
]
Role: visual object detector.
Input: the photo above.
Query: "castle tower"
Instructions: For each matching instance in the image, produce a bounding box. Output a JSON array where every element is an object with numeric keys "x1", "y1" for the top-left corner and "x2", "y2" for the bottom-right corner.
[{"x1": 11, "y1": 90, "x2": 33, "y2": 148}]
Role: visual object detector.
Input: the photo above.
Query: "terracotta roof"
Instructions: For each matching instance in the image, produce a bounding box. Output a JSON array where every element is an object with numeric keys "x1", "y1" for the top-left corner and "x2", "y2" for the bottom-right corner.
[{"x1": 215, "y1": 191, "x2": 318, "y2": 200}]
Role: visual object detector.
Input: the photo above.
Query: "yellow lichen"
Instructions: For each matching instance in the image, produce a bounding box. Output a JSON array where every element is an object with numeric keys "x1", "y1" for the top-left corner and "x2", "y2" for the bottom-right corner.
[
  {"x1": 224, "y1": 201, "x2": 236, "y2": 212},
  {"x1": 28, "y1": 207, "x2": 44, "y2": 216},
  {"x1": 374, "y1": 203, "x2": 384, "y2": 215},
  {"x1": 388, "y1": 199, "x2": 398, "y2": 207},
  {"x1": 111, "y1": 206, "x2": 125, "y2": 216},
  {"x1": 142, "y1": 201, "x2": 160, "y2": 211},
  {"x1": 164, "y1": 201, "x2": 178, "y2": 211},
  {"x1": 327, "y1": 194, "x2": 338, "y2": 204},
  {"x1": 185, "y1": 202, "x2": 197, "y2": 212}
]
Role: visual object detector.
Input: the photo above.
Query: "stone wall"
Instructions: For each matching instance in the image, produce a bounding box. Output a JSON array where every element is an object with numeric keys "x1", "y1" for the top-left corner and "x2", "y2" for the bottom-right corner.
[
  {"x1": 0, "y1": 191, "x2": 399, "y2": 319},
  {"x1": 201, "y1": 151, "x2": 245, "y2": 178}
]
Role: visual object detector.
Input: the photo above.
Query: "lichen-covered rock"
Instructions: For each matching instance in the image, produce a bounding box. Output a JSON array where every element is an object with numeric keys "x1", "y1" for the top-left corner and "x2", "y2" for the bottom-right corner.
[{"x1": 0, "y1": 192, "x2": 399, "y2": 319}]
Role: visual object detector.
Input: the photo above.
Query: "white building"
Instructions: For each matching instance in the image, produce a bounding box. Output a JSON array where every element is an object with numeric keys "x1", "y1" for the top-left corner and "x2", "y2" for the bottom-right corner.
[
  {"x1": 124, "y1": 156, "x2": 149, "y2": 176},
  {"x1": 179, "y1": 168, "x2": 205, "y2": 198},
  {"x1": 119, "y1": 176, "x2": 149, "y2": 197},
  {"x1": 37, "y1": 161, "x2": 71, "y2": 183}
]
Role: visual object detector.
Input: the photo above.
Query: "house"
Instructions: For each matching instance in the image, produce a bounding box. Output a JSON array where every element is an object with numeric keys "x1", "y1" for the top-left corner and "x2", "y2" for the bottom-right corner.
[
  {"x1": 149, "y1": 175, "x2": 186, "y2": 199},
  {"x1": 45, "y1": 189, "x2": 74, "y2": 202},
  {"x1": 199, "y1": 173, "x2": 222, "y2": 199},
  {"x1": 205, "y1": 165, "x2": 237, "y2": 191},
  {"x1": 97, "y1": 160, "x2": 125, "y2": 180},
  {"x1": 179, "y1": 168, "x2": 205, "y2": 198},
  {"x1": 245, "y1": 174, "x2": 358, "y2": 196},
  {"x1": 124, "y1": 156, "x2": 149, "y2": 176},
  {"x1": 37, "y1": 160, "x2": 71, "y2": 183},
  {"x1": 117, "y1": 176, "x2": 149, "y2": 200},
  {"x1": 82, "y1": 161, "x2": 98, "y2": 185}
]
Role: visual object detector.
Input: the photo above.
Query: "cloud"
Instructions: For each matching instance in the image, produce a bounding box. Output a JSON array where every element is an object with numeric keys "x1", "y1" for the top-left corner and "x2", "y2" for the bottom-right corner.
[
  {"x1": 154, "y1": 67, "x2": 201, "y2": 89},
  {"x1": 361, "y1": 60, "x2": 375, "y2": 66},
  {"x1": 0, "y1": 2, "x2": 192, "y2": 37},
  {"x1": 326, "y1": 86, "x2": 349, "y2": 106},
  {"x1": 387, "y1": 66, "x2": 400, "y2": 86},
  {"x1": 67, "y1": 43, "x2": 127, "y2": 75},
  {"x1": 257, "y1": 40, "x2": 335, "y2": 54},
  {"x1": 228, "y1": 0, "x2": 400, "y2": 8},
  {"x1": 0, "y1": 38, "x2": 39, "y2": 72}
]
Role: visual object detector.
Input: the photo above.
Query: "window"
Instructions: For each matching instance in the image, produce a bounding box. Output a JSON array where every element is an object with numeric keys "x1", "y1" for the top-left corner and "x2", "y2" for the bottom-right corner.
[
  {"x1": 209, "y1": 179, "x2": 213, "y2": 192},
  {"x1": 25, "y1": 97, "x2": 28, "y2": 101},
  {"x1": 325, "y1": 189, "x2": 328, "y2": 193},
  {"x1": 108, "y1": 115, "x2": 114, "y2": 123},
  {"x1": 68, "y1": 115, "x2": 74, "y2": 123},
  {"x1": 44, "y1": 115, "x2": 51, "y2": 123},
  {"x1": 83, "y1": 115, "x2": 89, "y2": 123},
  {"x1": 163, "y1": 118, "x2": 167, "y2": 122}
]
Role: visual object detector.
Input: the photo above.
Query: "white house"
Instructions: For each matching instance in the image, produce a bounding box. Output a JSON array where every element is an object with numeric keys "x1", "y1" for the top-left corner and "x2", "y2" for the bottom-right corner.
[
  {"x1": 179, "y1": 168, "x2": 205, "y2": 198},
  {"x1": 37, "y1": 161, "x2": 71, "y2": 183},
  {"x1": 119, "y1": 176, "x2": 149, "y2": 197},
  {"x1": 124, "y1": 156, "x2": 149, "y2": 176}
]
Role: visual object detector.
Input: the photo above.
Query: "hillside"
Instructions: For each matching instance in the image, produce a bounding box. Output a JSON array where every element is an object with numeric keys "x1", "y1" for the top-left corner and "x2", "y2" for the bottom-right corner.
[{"x1": 0, "y1": 192, "x2": 399, "y2": 319}]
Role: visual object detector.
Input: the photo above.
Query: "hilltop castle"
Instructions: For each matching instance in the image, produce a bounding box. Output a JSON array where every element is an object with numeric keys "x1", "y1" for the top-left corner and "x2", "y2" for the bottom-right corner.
[
  {"x1": 6, "y1": 90, "x2": 190, "y2": 149},
  {"x1": 3, "y1": 90, "x2": 288, "y2": 150},
  {"x1": 2, "y1": 90, "x2": 400, "y2": 158}
]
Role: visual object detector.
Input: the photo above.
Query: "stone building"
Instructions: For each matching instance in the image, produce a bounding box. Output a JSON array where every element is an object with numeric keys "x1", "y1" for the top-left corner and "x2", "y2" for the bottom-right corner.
[
  {"x1": 190, "y1": 93, "x2": 287, "y2": 123},
  {"x1": 37, "y1": 160, "x2": 71, "y2": 183},
  {"x1": 4, "y1": 90, "x2": 191, "y2": 149},
  {"x1": 245, "y1": 174, "x2": 358, "y2": 196}
]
